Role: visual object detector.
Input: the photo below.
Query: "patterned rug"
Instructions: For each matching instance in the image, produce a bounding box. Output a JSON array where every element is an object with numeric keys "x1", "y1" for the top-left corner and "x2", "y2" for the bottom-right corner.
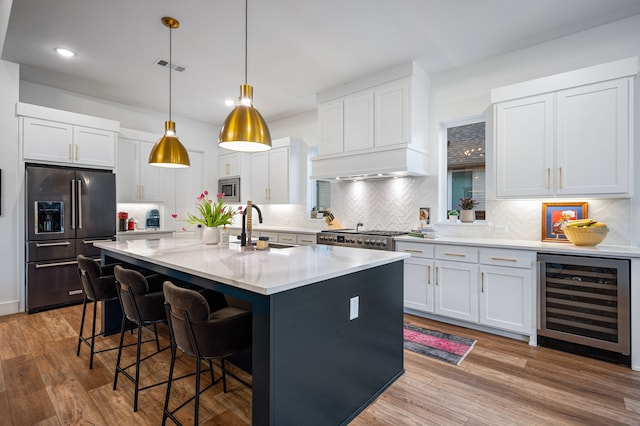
[{"x1": 403, "y1": 323, "x2": 477, "y2": 365}]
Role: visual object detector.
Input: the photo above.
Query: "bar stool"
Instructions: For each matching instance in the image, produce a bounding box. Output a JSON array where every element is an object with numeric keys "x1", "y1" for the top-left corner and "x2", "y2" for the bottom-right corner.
[
  {"x1": 113, "y1": 265, "x2": 169, "y2": 412},
  {"x1": 76, "y1": 255, "x2": 121, "y2": 369},
  {"x1": 162, "y1": 281, "x2": 252, "y2": 425}
]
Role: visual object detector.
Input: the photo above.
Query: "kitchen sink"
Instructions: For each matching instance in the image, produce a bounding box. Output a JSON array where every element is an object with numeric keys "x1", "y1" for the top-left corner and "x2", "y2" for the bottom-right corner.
[{"x1": 230, "y1": 241, "x2": 297, "y2": 249}]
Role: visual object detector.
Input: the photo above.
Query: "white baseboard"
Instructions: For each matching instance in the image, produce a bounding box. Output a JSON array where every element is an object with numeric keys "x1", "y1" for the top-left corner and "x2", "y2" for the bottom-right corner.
[{"x1": 0, "y1": 300, "x2": 21, "y2": 316}]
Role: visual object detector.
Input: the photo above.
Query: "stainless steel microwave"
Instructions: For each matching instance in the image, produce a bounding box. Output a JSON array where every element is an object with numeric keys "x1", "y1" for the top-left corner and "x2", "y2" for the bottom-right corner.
[{"x1": 218, "y1": 177, "x2": 240, "y2": 203}]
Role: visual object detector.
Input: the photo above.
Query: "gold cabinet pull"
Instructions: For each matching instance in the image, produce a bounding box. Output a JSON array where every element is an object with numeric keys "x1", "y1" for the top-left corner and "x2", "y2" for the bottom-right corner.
[
  {"x1": 443, "y1": 252, "x2": 466, "y2": 257},
  {"x1": 559, "y1": 167, "x2": 563, "y2": 189},
  {"x1": 225, "y1": 162, "x2": 230, "y2": 175},
  {"x1": 546, "y1": 168, "x2": 551, "y2": 190},
  {"x1": 75, "y1": 144, "x2": 79, "y2": 161},
  {"x1": 404, "y1": 249, "x2": 423, "y2": 253},
  {"x1": 68, "y1": 143, "x2": 72, "y2": 160},
  {"x1": 491, "y1": 257, "x2": 517, "y2": 262}
]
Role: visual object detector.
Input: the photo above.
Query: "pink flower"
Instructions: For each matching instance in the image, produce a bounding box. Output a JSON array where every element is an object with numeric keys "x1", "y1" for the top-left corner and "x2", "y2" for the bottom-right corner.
[
  {"x1": 197, "y1": 193, "x2": 204, "y2": 201},
  {"x1": 217, "y1": 192, "x2": 224, "y2": 200},
  {"x1": 203, "y1": 190, "x2": 209, "y2": 196},
  {"x1": 181, "y1": 227, "x2": 187, "y2": 231},
  {"x1": 171, "y1": 213, "x2": 177, "y2": 219}
]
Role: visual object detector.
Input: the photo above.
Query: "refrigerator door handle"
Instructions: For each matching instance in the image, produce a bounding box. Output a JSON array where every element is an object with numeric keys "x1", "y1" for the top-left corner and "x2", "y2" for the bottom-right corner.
[
  {"x1": 71, "y1": 180, "x2": 76, "y2": 229},
  {"x1": 77, "y1": 179, "x2": 83, "y2": 229}
]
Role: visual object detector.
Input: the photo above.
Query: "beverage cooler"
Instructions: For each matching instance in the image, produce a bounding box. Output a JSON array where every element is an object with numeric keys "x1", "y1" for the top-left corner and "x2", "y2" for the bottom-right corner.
[
  {"x1": 538, "y1": 253, "x2": 630, "y2": 365},
  {"x1": 25, "y1": 164, "x2": 116, "y2": 312}
]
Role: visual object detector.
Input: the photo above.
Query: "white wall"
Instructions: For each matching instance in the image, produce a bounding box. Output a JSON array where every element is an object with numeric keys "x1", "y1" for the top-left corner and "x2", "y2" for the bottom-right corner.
[{"x1": 0, "y1": 59, "x2": 20, "y2": 315}]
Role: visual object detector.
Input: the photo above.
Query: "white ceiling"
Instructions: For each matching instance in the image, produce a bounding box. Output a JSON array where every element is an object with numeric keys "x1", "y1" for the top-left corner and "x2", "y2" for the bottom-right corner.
[{"x1": 3, "y1": 0, "x2": 640, "y2": 125}]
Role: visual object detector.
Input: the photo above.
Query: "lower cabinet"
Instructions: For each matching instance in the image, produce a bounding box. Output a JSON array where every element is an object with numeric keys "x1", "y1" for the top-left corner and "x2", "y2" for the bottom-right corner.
[{"x1": 397, "y1": 241, "x2": 536, "y2": 343}]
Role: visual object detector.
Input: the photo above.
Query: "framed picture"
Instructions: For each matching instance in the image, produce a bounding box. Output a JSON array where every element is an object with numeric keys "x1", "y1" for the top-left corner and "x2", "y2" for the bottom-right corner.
[
  {"x1": 542, "y1": 202, "x2": 588, "y2": 242},
  {"x1": 419, "y1": 207, "x2": 430, "y2": 225}
]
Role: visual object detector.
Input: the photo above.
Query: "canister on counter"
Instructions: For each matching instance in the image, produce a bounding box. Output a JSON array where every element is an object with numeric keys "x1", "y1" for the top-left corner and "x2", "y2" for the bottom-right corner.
[{"x1": 256, "y1": 236, "x2": 269, "y2": 250}]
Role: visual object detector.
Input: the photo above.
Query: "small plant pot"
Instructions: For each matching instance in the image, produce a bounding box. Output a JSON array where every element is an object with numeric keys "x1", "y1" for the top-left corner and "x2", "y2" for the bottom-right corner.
[
  {"x1": 459, "y1": 210, "x2": 476, "y2": 223},
  {"x1": 448, "y1": 215, "x2": 459, "y2": 223}
]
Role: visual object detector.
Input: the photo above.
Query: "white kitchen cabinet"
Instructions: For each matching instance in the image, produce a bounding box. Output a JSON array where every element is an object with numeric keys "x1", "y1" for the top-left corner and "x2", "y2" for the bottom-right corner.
[
  {"x1": 22, "y1": 117, "x2": 116, "y2": 168},
  {"x1": 396, "y1": 241, "x2": 435, "y2": 313},
  {"x1": 479, "y1": 248, "x2": 535, "y2": 338},
  {"x1": 250, "y1": 137, "x2": 306, "y2": 204},
  {"x1": 116, "y1": 137, "x2": 165, "y2": 202},
  {"x1": 318, "y1": 100, "x2": 344, "y2": 155},
  {"x1": 312, "y1": 62, "x2": 429, "y2": 179},
  {"x1": 218, "y1": 152, "x2": 241, "y2": 177},
  {"x1": 317, "y1": 75, "x2": 421, "y2": 156},
  {"x1": 434, "y1": 245, "x2": 479, "y2": 322},
  {"x1": 493, "y1": 59, "x2": 635, "y2": 198},
  {"x1": 172, "y1": 149, "x2": 205, "y2": 224},
  {"x1": 344, "y1": 91, "x2": 374, "y2": 152}
]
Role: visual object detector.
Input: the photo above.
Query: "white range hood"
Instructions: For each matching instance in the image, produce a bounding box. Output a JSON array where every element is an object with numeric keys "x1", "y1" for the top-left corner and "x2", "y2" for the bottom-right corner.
[{"x1": 310, "y1": 144, "x2": 428, "y2": 180}]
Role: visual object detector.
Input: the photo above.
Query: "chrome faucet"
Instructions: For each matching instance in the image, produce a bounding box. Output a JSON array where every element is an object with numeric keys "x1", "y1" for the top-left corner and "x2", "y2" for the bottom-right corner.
[{"x1": 240, "y1": 203, "x2": 263, "y2": 246}]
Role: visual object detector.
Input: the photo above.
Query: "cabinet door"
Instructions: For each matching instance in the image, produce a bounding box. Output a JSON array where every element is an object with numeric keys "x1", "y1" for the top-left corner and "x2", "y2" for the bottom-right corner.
[
  {"x1": 277, "y1": 233, "x2": 297, "y2": 245},
  {"x1": 116, "y1": 139, "x2": 140, "y2": 202},
  {"x1": 479, "y1": 265, "x2": 532, "y2": 334},
  {"x1": 344, "y1": 91, "x2": 374, "y2": 152},
  {"x1": 138, "y1": 141, "x2": 165, "y2": 202},
  {"x1": 174, "y1": 150, "x2": 204, "y2": 222},
  {"x1": 219, "y1": 153, "x2": 241, "y2": 177},
  {"x1": 317, "y1": 100, "x2": 344, "y2": 155},
  {"x1": 375, "y1": 79, "x2": 409, "y2": 147},
  {"x1": 268, "y1": 147, "x2": 289, "y2": 204},
  {"x1": 74, "y1": 126, "x2": 116, "y2": 168},
  {"x1": 495, "y1": 94, "x2": 554, "y2": 197},
  {"x1": 23, "y1": 117, "x2": 74, "y2": 164},
  {"x1": 434, "y1": 260, "x2": 478, "y2": 322},
  {"x1": 404, "y1": 256, "x2": 434, "y2": 313},
  {"x1": 250, "y1": 151, "x2": 270, "y2": 204},
  {"x1": 556, "y1": 78, "x2": 630, "y2": 196}
]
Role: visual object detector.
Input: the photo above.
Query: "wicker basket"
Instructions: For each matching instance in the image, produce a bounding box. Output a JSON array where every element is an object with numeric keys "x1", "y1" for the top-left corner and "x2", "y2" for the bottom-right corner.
[{"x1": 563, "y1": 226, "x2": 609, "y2": 246}]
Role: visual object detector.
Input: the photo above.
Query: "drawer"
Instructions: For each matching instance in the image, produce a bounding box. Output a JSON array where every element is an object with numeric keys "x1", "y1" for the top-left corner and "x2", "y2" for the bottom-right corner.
[
  {"x1": 435, "y1": 245, "x2": 478, "y2": 263},
  {"x1": 27, "y1": 240, "x2": 76, "y2": 262},
  {"x1": 296, "y1": 234, "x2": 317, "y2": 246},
  {"x1": 395, "y1": 241, "x2": 434, "y2": 258},
  {"x1": 258, "y1": 231, "x2": 278, "y2": 240},
  {"x1": 480, "y1": 248, "x2": 535, "y2": 269},
  {"x1": 278, "y1": 233, "x2": 298, "y2": 245}
]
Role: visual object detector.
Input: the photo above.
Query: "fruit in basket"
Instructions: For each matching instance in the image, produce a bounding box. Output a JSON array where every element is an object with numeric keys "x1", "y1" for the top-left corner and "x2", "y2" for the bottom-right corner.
[
  {"x1": 562, "y1": 219, "x2": 609, "y2": 246},
  {"x1": 564, "y1": 219, "x2": 607, "y2": 228}
]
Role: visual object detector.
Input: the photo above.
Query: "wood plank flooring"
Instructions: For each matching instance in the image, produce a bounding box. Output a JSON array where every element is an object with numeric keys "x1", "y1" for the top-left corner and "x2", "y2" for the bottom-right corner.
[{"x1": 1, "y1": 305, "x2": 640, "y2": 425}]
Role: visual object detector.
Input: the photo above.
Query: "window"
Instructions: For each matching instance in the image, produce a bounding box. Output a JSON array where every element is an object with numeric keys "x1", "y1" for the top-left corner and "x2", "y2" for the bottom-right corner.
[{"x1": 446, "y1": 120, "x2": 486, "y2": 220}]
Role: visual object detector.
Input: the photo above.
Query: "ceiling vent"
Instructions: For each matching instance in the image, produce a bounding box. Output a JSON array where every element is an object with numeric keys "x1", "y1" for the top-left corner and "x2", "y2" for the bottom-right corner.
[{"x1": 154, "y1": 58, "x2": 186, "y2": 72}]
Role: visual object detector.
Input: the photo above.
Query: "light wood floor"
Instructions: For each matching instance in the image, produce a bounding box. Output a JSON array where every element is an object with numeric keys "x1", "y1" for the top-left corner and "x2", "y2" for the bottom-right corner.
[{"x1": 1, "y1": 304, "x2": 640, "y2": 425}]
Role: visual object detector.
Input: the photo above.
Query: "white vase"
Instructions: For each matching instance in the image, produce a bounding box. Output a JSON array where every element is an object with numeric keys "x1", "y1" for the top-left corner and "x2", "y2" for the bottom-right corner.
[
  {"x1": 459, "y1": 210, "x2": 476, "y2": 223},
  {"x1": 202, "y1": 226, "x2": 220, "y2": 245}
]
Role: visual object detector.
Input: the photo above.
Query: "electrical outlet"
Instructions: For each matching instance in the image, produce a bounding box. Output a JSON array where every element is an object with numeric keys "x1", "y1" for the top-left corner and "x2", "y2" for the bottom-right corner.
[
  {"x1": 350, "y1": 296, "x2": 359, "y2": 320},
  {"x1": 495, "y1": 225, "x2": 508, "y2": 234}
]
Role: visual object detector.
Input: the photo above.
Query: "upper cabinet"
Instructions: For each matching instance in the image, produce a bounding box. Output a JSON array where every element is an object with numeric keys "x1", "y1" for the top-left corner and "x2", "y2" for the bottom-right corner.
[
  {"x1": 491, "y1": 57, "x2": 637, "y2": 198},
  {"x1": 116, "y1": 131, "x2": 167, "y2": 203},
  {"x1": 311, "y1": 62, "x2": 430, "y2": 179},
  {"x1": 249, "y1": 137, "x2": 307, "y2": 205},
  {"x1": 218, "y1": 152, "x2": 241, "y2": 178},
  {"x1": 18, "y1": 103, "x2": 119, "y2": 169}
]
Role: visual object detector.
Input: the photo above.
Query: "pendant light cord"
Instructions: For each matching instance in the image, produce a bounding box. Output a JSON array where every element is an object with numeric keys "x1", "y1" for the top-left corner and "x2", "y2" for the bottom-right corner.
[
  {"x1": 169, "y1": 25, "x2": 173, "y2": 122},
  {"x1": 244, "y1": 0, "x2": 248, "y2": 85}
]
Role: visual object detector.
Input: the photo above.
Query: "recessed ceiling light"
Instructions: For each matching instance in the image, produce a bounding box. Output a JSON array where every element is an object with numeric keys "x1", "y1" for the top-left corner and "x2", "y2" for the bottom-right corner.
[
  {"x1": 224, "y1": 99, "x2": 235, "y2": 107},
  {"x1": 54, "y1": 47, "x2": 76, "y2": 57}
]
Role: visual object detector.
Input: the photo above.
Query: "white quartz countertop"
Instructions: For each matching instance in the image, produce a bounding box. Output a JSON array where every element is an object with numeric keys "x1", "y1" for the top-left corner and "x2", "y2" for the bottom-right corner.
[
  {"x1": 116, "y1": 229, "x2": 173, "y2": 235},
  {"x1": 394, "y1": 235, "x2": 640, "y2": 258},
  {"x1": 95, "y1": 239, "x2": 408, "y2": 295}
]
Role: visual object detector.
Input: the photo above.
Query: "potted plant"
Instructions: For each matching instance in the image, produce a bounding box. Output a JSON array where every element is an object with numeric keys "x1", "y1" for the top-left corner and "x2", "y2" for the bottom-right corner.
[
  {"x1": 457, "y1": 197, "x2": 478, "y2": 223},
  {"x1": 447, "y1": 209, "x2": 459, "y2": 223},
  {"x1": 172, "y1": 190, "x2": 242, "y2": 244}
]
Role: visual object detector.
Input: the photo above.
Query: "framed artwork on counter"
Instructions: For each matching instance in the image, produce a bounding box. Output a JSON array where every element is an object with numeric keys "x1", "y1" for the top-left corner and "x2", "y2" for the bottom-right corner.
[{"x1": 542, "y1": 202, "x2": 588, "y2": 242}]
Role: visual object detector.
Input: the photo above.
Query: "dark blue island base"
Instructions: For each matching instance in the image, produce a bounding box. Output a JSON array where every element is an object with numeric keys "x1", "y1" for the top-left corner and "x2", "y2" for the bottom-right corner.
[{"x1": 101, "y1": 249, "x2": 404, "y2": 425}]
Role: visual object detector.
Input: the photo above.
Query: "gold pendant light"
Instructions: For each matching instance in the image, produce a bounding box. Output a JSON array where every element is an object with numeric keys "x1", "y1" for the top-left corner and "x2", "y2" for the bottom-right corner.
[
  {"x1": 218, "y1": 0, "x2": 272, "y2": 152},
  {"x1": 149, "y1": 17, "x2": 190, "y2": 168}
]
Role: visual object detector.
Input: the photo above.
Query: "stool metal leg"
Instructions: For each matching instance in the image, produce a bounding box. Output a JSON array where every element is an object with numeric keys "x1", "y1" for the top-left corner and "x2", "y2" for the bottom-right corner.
[{"x1": 76, "y1": 296, "x2": 89, "y2": 357}]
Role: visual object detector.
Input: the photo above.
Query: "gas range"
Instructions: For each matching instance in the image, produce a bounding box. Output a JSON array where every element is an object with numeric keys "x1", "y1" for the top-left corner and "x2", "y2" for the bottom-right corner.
[{"x1": 316, "y1": 229, "x2": 408, "y2": 251}]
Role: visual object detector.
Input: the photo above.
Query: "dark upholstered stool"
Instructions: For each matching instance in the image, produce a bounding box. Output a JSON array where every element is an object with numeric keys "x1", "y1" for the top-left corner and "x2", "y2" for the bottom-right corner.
[
  {"x1": 113, "y1": 265, "x2": 169, "y2": 412},
  {"x1": 76, "y1": 255, "x2": 122, "y2": 369},
  {"x1": 162, "y1": 281, "x2": 252, "y2": 426}
]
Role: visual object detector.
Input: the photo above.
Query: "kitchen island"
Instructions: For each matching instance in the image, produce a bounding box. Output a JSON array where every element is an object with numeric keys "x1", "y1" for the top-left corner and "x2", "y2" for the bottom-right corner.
[{"x1": 95, "y1": 239, "x2": 409, "y2": 425}]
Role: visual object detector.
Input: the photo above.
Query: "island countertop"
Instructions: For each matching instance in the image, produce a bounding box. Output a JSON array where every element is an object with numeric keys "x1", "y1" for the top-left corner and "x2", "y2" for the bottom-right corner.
[{"x1": 94, "y1": 239, "x2": 409, "y2": 295}]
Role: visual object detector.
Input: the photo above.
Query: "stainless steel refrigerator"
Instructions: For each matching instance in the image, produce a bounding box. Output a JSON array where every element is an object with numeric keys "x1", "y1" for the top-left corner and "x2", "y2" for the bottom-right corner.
[{"x1": 26, "y1": 164, "x2": 116, "y2": 312}]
